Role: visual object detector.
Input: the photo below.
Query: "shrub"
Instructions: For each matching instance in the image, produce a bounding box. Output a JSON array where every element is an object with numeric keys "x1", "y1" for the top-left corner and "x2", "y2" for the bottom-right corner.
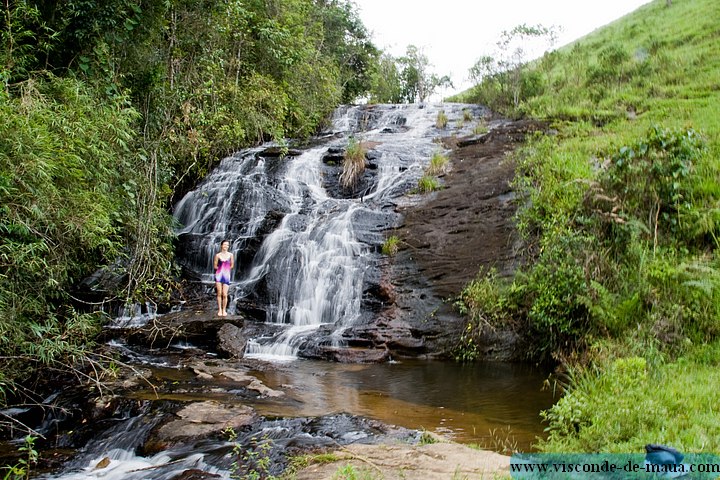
[{"x1": 597, "y1": 126, "x2": 706, "y2": 247}]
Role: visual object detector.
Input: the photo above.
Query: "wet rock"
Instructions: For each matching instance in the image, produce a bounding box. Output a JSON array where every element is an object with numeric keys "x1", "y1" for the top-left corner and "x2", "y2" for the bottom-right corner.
[
  {"x1": 103, "y1": 309, "x2": 244, "y2": 352},
  {"x1": 365, "y1": 149, "x2": 382, "y2": 162},
  {"x1": 321, "y1": 146, "x2": 345, "y2": 165},
  {"x1": 120, "y1": 368, "x2": 153, "y2": 389},
  {"x1": 187, "y1": 359, "x2": 284, "y2": 397},
  {"x1": 377, "y1": 278, "x2": 397, "y2": 304},
  {"x1": 352, "y1": 209, "x2": 400, "y2": 246},
  {"x1": 193, "y1": 369, "x2": 213, "y2": 380},
  {"x1": 217, "y1": 323, "x2": 247, "y2": 358},
  {"x1": 456, "y1": 132, "x2": 490, "y2": 147},
  {"x1": 235, "y1": 209, "x2": 287, "y2": 270},
  {"x1": 171, "y1": 470, "x2": 222, "y2": 480},
  {"x1": 156, "y1": 401, "x2": 256, "y2": 441},
  {"x1": 220, "y1": 370, "x2": 284, "y2": 398},
  {"x1": 313, "y1": 346, "x2": 390, "y2": 363}
]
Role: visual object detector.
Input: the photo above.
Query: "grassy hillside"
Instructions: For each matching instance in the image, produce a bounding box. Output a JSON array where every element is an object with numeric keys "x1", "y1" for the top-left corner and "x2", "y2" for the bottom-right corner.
[{"x1": 453, "y1": 0, "x2": 720, "y2": 451}]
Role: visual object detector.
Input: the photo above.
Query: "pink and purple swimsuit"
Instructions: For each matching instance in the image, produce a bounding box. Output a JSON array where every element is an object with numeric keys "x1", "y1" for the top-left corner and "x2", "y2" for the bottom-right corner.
[{"x1": 215, "y1": 258, "x2": 232, "y2": 285}]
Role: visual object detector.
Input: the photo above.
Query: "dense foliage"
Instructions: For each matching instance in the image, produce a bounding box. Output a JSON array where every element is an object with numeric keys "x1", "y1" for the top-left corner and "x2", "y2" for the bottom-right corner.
[
  {"x1": 0, "y1": 0, "x2": 379, "y2": 410},
  {"x1": 453, "y1": 0, "x2": 720, "y2": 451}
]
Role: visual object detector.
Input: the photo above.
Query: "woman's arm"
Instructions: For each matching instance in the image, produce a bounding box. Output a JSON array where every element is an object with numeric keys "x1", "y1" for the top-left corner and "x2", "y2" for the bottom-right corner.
[
  {"x1": 230, "y1": 253, "x2": 235, "y2": 269},
  {"x1": 213, "y1": 253, "x2": 219, "y2": 270}
]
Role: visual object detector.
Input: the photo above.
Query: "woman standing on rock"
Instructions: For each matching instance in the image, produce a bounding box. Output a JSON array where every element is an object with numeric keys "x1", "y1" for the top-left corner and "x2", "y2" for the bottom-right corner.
[{"x1": 213, "y1": 240, "x2": 234, "y2": 316}]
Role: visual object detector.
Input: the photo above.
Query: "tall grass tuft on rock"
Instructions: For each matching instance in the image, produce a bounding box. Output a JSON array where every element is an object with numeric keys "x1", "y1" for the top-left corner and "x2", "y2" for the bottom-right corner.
[
  {"x1": 382, "y1": 235, "x2": 401, "y2": 256},
  {"x1": 436, "y1": 109, "x2": 448, "y2": 129},
  {"x1": 340, "y1": 137, "x2": 367, "y2": 189},
  {"x1": 417, "y1": 175, "x2": 441, "y2": 193},
  {"x1": 473, "y1": 121, "x2": 489, "y2": 135},
  {"x1": 426, "y1": 151, "x2": 449, "y2": 176}
]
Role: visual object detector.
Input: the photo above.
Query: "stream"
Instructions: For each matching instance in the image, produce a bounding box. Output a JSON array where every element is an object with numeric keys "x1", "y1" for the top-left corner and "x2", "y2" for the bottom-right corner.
[{"x1": 24, "y1": 103, "x2": 557, "y2": 479}]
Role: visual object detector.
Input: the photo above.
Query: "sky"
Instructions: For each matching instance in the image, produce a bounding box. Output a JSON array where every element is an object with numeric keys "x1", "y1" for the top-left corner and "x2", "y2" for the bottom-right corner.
[{"x1": 355, "y1": 0, "x2": 654, "y2": 98}]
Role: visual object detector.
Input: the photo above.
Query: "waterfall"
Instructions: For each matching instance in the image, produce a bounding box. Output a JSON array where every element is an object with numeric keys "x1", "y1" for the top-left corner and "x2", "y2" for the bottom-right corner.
[{"x1": 173, "y1": 103, "x2": 487, "y2": 360}]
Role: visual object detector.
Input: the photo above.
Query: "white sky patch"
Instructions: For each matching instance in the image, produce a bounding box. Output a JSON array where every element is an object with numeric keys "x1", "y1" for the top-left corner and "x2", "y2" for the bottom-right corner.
[{"x1": 355, "y1": 0, "x2": 653, "y2": 98}]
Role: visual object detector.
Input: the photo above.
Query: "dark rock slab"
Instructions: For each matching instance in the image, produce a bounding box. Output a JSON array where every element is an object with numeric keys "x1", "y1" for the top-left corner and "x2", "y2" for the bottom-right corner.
[{"x1": 217, "y1": 323, "x2": 248, "y2": 358}]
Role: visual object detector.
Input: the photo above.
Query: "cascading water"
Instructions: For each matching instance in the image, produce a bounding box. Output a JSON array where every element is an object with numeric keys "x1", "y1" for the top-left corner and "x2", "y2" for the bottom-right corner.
[
  {"x1": 174, "y1": 103, "x2": 487, "y2": 360},
  {"x1": 38, "y1": 410, "x2": 234, "y2": 480}
]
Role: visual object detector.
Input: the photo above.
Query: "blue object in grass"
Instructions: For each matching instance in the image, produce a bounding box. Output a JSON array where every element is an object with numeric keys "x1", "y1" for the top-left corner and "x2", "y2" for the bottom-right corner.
[{"x1": 645, "y1": 444, "x2": 684, "y2": 465}]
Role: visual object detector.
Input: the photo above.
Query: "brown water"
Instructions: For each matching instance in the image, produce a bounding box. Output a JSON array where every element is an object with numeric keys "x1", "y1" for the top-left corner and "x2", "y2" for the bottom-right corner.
[{"x1": 248, "y1": 358, "x2": 555, "y2": 451}]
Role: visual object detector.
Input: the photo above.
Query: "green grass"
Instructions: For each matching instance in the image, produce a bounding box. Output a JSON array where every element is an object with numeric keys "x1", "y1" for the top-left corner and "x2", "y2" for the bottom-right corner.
[
  {"x1": 381, "y1": 235, "x2": 401, "y2": 256},
  {"x1": 282, "y1": 453, "x2": 342, "y2": 478},
  {"x1": 450, "y1": 0, "x2": 720, "y2": 453},
  {"x1": 332, "y1": 464, "x2": 377, "y2": 480},
  {"x1": 473, "y1": 121, "x2": 489, "y2": 135},
  {"x1": 417, "y1": 175, "x2": 441, "y2": 193},
  {"x1": 436, "y1": 109, "x2": 449, "y2": 129},
  {"x1": 426, "y1": 150, "x2": 449, "y2": 176},
  {"x1": 540, "y1": 351, "x2": 720, "y2": 452}
]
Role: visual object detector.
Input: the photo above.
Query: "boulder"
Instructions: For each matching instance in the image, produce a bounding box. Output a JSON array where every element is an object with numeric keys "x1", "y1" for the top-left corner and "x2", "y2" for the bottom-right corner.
[{"x1": 217, "y1": 323, "x2": 247, "y2": 358}]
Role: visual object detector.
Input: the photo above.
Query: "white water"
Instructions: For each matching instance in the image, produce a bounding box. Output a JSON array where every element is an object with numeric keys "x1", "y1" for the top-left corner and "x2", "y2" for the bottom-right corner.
[
  {"x1": 173, "y1": 103, "x2": 487, "y2": 359},
  {"x1": 38, "y1": 414, "x2": 233, "y2": 480},
  {"x1": 41, "y1": 449, "x2": 231, "y2": 480}
]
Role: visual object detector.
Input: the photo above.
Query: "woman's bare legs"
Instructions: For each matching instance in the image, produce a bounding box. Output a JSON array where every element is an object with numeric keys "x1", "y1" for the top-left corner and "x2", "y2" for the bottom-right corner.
[
  {"x1": 216, "y1": 282, "x2": 224, "y2": 316},
  {"x1": 221, "y1": 283, "x2": 229, "y2": 316}
]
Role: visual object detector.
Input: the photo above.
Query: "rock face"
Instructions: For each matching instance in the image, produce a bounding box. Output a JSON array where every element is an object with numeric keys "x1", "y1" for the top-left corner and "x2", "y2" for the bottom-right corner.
[
  {"x1": 400, "y1": 119, "x2": 545, "y2": 297},
  {"x1": 378, "y1": 118, "x2": 547, "y2": 360},
  {"x1": 316, "y1": 119, "x2": 546, "y2": 361}
]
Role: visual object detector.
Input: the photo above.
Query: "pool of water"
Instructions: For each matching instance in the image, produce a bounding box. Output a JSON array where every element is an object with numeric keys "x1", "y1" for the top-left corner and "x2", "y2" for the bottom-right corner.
[{"x1": 248, "y1": 358, "x2": 556, "y2": 451}]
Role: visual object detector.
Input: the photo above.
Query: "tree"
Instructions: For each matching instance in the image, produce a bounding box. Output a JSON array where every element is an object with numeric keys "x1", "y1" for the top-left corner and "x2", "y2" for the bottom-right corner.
[
  {"x1": 469, "y1": 55, "x2": 497, "y2": 85},
  {"x1": 398, "y1": 45, "x2": 432, "y2": 102},
  {"x1": 497, "y1": 24, "x2": 558, "y2": 108},
  {"x1": 314, "y1": 0, "x2": 380, "y2": 103},
  {"x1": 0, "y1": 0, "x2": 385, "y2": 399},
  {"x1": 369, "y1": 53, "x2": 403, "y2": 103},
  {"x1": 431, "y1": 74, "x2": 454, "y2": 102},
  {"x1": 469, "y1": 23, "x2": 558, "y2": 109}
]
